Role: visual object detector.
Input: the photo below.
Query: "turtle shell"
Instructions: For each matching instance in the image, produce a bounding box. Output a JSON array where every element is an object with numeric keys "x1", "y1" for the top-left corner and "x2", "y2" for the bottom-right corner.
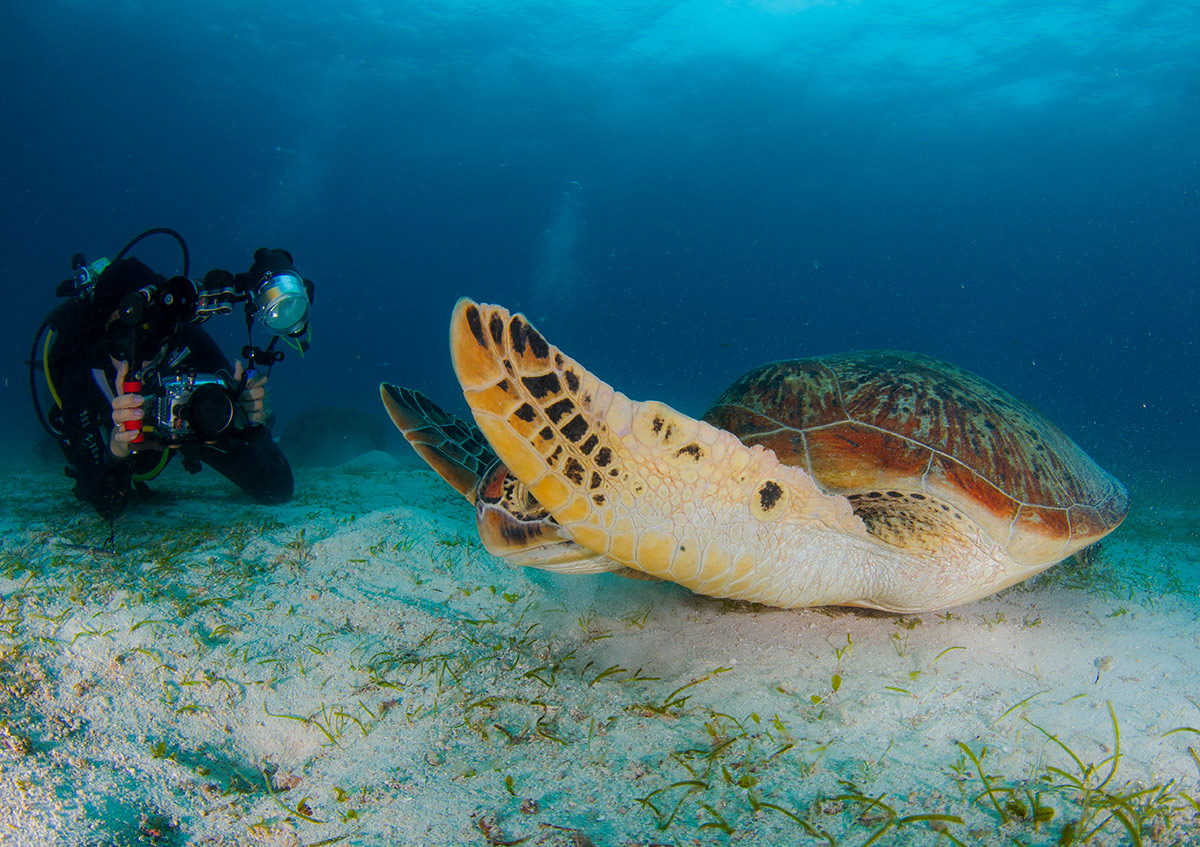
[{"x1": 703, "y1": 351, "x2": 1129, "y2": 566}]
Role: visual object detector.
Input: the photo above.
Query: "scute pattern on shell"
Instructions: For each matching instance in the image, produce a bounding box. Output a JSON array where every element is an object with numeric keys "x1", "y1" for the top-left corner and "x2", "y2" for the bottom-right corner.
[{"x1": 703, "y1": 351, "x2": 1129, "y2": 563}]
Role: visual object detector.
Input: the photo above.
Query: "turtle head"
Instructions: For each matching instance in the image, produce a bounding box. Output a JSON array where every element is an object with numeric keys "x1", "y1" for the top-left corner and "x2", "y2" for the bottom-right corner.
[
  {"x1": 381, "y1": 381, "x2": 605, "y2": 571},
  {"x1": 474, "y1": 462, "x2": 595, "y2": 567}
]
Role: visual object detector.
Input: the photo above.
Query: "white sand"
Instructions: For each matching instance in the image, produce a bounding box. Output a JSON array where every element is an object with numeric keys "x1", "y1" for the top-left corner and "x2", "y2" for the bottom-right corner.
[{"x1": 0, "y1": 453, "x2": 1197, "y2": 846}]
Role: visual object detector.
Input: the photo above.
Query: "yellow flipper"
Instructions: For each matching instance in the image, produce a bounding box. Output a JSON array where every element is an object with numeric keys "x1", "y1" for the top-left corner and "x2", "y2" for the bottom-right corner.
[{"x1": 448, "y1": 299, "x2": 872, "y2": 607}]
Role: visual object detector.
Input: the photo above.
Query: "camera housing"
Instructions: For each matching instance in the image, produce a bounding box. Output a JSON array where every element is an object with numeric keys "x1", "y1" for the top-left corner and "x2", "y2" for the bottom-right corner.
[{"x1": 139, "y1": 371, "x2": 250, "y2": 444}]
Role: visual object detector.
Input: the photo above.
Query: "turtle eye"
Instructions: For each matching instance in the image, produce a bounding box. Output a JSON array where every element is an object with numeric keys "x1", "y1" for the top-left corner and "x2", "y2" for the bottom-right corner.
[
  {"x1": 504, "y1": 478, "x2": 548, "y2": 519},
  {"x1": 518, "y1": 484, "x2": 539, "y2": 510}
]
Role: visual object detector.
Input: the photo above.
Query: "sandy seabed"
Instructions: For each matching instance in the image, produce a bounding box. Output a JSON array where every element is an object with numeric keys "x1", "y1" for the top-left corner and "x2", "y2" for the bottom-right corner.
[{"x1": 0, "y1": 452, "x2": 1197, "y2": 847}]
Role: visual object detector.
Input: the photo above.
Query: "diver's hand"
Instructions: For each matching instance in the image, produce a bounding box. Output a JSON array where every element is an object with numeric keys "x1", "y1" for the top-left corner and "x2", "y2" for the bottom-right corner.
[
  {"x1": 109, "y1": 361, "x2": 147, "y2": 460},
  {"x1": 234, "y1": 361, "x2": 271, "y2": 425}
]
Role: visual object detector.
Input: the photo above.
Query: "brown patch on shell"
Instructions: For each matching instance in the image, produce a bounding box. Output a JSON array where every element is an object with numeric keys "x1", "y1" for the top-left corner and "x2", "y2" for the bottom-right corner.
[{"x1": 703, "y1": 350, "x2": 1129, "y2": 562}]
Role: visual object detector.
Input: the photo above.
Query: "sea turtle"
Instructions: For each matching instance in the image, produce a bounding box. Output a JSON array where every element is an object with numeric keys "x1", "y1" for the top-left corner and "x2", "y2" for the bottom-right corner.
[{"x1": 382, "y1": 299, "x2": 1128, "y2": 613}]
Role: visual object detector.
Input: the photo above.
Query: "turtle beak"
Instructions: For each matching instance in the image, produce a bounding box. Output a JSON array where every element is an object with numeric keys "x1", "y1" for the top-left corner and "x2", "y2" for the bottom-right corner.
[
  {"x1": 473, "y1": 465, "x2": 583, "y2": 567},
  {"x1": 475, "y1": 498, "x2": 577, "y2": 565}
]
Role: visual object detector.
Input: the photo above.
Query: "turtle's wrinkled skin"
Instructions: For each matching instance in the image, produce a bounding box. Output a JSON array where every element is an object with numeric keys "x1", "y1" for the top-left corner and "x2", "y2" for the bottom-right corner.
[{"x1": 383, "y1": 300, "x2": 1129, "y2": 613}]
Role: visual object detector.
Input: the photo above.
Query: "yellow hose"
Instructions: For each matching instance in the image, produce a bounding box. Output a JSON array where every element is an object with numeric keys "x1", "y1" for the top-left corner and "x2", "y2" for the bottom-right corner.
[
  {"x1": 42, "y1": 329, "x2": 63, "y2": 409},
  {"x1": 133, "y1": 449, "x2": 171, "y2": 482}
]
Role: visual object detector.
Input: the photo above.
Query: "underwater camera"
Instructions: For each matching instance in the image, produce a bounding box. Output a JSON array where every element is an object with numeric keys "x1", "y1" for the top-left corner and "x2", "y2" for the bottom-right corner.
[
  {"x1": 30, "y1": 227, "x2": 315, "y2": 447},
  {"x1": 124, "y1": 370, "x2": 247, "y2": 445}
]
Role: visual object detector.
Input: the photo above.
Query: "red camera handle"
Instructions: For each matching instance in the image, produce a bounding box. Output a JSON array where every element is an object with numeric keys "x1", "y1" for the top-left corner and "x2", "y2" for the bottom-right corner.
[{"x1": 122, "y1": 381, "x2": 144, "y2": 443}]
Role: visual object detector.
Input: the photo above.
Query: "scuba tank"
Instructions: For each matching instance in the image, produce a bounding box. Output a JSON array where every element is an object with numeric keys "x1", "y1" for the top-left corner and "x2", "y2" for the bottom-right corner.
[{"x1": 31, "y1": 257, "x2": 111, "y2": 441}]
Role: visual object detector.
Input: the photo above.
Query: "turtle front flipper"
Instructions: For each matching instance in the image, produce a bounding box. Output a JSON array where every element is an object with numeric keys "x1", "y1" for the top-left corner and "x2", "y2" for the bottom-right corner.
[
  {"x1": 449, "y1": 299, "x2": 881, "y2": 609},
  {"x1": 381, "y1": 383, "x2": 498, "y2": 500}
]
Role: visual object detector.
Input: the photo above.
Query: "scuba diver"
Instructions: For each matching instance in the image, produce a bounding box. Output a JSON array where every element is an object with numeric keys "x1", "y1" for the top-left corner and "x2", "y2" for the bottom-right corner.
[{"x1": 30, "y1": 228, "x2": 315, "y2": 523}]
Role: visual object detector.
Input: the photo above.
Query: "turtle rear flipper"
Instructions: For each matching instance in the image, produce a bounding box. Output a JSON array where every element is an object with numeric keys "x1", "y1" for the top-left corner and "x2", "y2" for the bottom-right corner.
[{"x1": 380, "y1": 383, "x2": 497, "y2": 500}]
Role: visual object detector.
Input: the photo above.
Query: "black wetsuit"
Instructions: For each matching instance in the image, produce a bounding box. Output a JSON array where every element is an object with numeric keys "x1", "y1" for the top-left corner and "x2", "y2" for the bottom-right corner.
[{"x1": 49, "y1": 322, "x2": 293, "y2": 521}]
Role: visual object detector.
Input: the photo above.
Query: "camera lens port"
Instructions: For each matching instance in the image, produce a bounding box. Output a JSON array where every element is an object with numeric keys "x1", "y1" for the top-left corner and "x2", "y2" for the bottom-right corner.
[{"x1": 188, "y1": 383, "x2": 238, "y2": 440}]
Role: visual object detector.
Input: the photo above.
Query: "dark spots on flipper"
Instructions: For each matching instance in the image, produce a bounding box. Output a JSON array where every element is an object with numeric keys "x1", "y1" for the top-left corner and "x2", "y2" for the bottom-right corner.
[
  {"x1": 564, "y1": 369, "x2": 580, "y2": 393},
  {"x1": 548, "y1": 445, "x2": 564, "y2": 466},
  {"x1": 589, "y1": 471, "x2": 603, "y2": 490},
  {"x1": 592, "y1": 494, "x2": 606, "y2": 506},
  {"x1": 546, "y1": 398, "x2": 575, "y2": 424},
  {"x1": 555, "y1": 353, "x2": 564, "y2": 368},
  {"x1": 466, "y1": 305, "x2": 488, "y2": 349},
  {"x1": 652, "y1": 415, "x2": 664, "y2": 435},
  {"x1": 509, "y1": 316, "x2": 528, "y2": 355},
  {"x1": 525, "y1": 325, "x2": 549, "y2": 359},
  {"x1": 758, "y1": 481, "x2": 783, "y2": 511},
  {"x1": 579, "y1": 434, "x2": 599, "y2": 455},
  {"x1": 522, "y1": 373, "x2": 561, "y2": 399},
  {"x1": 561, "y1": 415, "x2": 589, "y2": 443},
  {"x1": 851, "y1": 491, "x2": 929, "y2": 504},
  {"x1": 509, "y1": 315, "x2": 550, "y2": 359},
  {"x1": 514, "y1": 403, "x2": 536, "y2": 422},
  {"x1": 489, "y1": 313, "x2": 504, "y2": 346},
  {"x1": 609, "y1": 468, "x2": 620, "y2": 477},
  {"x1": 497, "y1": 379, "x2": 510, "y2": 393},
  {"x1": 564, "y1": 457, "x2": 586, "y2": 485},
  {"x1": 663, "y1": 424, "x2": 674, "y2": 441},
  {"x1": 674, "y1": 443, "x2": 705, "y2": 462},
  {"x1": 539, "y1": 426, "x2": 554, "y2": 440},
  {"x1": 846, "y1": 490, "x2": 969, "y2": 551},
  {"x1": 594, "y1": 447, "x2": 613, "y2": 467}
]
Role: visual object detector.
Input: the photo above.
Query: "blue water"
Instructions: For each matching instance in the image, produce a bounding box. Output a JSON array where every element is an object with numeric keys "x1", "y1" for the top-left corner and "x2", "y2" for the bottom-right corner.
[{"x1": 2, "y1": 1, "x2": 1197, "y2": 497}]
